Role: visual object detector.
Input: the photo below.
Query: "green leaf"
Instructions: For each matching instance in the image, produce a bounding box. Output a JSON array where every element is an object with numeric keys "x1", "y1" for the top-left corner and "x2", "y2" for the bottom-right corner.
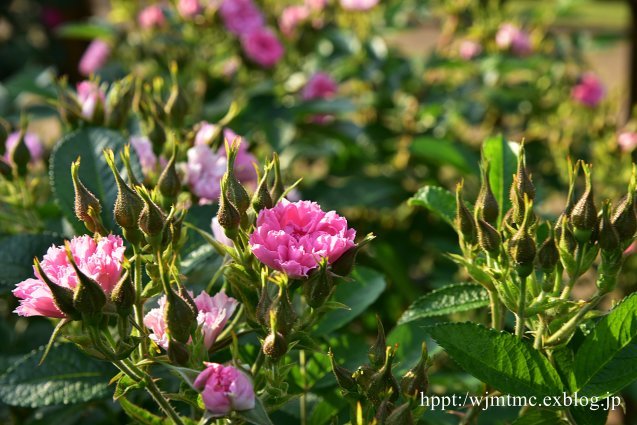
[
  {"x1": 397, "y1": 283, "x2": 489, "y2": 324},
  {"x1": 573, "y1": 293, "x2": 637, "y2": 397},
  {"x1": 511, "y1": 409, "x2": 568, "y2": 425},
  {"x1": 427, "y1": 322, "x2": 563, "y2": 397},
  {"x1": 235, "y1": 397, "x2": 274, "y2": 425},
  {"x1": 120, "y1": 396, "x2": 170, "y2": 425},
  {"x1": 50, "y1": 128, "x2": 141, "y2": 232},
  {"x1": 569, "y1": 405, "x2": 608, "y2": 425},
  {"x1": 55, "y1": 23, "x2": 115, "y2": 41},
  {"x1": 0, "y1": 343, "x2": 115, "y2": 407},
  {"x1": 315, "y1": 267, "x2": 386, "y2": 335},
  {"x1": 0, "y1": 233, "x2": 63, "y2": 291},
  {"x1": 410, "y1": 136, "x2": 477, "y2": 174},
  {"x1": 408, "y1": 185, "x2": 456, "y2": 228},
  {"x1": 482, "y1": 136, "x2": 519, "y2": 224}
]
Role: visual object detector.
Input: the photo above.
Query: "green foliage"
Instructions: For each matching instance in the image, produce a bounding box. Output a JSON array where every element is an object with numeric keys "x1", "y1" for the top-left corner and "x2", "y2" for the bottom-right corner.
[
  {"x1": 0, "y1": 233, "x2": 63, "y2": 291},
  {"x1": 481, "y1": 135, "x2": 519, "y2": 224},
  {"x1": 408, "y1": 185, "x2": 457, "y2": 228}
]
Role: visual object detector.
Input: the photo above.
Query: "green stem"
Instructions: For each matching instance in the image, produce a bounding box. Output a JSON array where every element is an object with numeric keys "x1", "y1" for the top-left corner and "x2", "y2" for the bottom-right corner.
[
  {"x1": 488, "y1": 289, "x2": 502, "y2": 330},
  {"x1": 545, "y1": 295, "x2": 602, "y2": 346},
  {"x1": 133, "y1": 246, "x2": 148, "y2": 358},
  {"x1": 534, "y1": 316, "x2": 546, "y2": 350},
  {"x1": 515, "y1": 275, "x2": 527, "y2": 338},
  {"x1": 300, "y1": 350, "x2": 307, "y2": 425}
]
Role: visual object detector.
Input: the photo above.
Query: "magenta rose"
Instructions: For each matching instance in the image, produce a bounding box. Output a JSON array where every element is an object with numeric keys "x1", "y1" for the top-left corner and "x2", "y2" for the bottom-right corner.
[
  {"x1": 571, "y1": 73, "x2": 605, "y2": 107},
  {"x1": 79, "y1": 40, "x2": 110, "y2": 76},
  {"x1": 249, "y1": 199, "x2": 356, "y2": 278},
  {"x1": 13, "y1": 235, "x2": 125, "y2": 318},
  {"x1": 138, "y1": 5, "x2": 166, "y2": 29},
  {"x1": 194, "y1": 363, "x2": 255, "y2": 416},
  {"x1": 240, "y1": 27, "x2": 284, "y2": 68},
  {"x1": 219, "y1": 0, "x2": 264, "y2": 36}
]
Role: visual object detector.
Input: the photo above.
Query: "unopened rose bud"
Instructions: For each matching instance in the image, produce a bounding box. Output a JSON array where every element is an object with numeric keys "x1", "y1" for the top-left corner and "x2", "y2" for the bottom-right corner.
[
  {"x1": 55, "y1": 77, "x2": 82, "y2": 126},
  {"x1": 456, "y1": 182, "x2": 477, "y2": 245},
  {"x1": 11, "y1": 129, "x2": 31, "y2": 177},
  {"x1": 263, "y1": 331, "x2": 287, "y2": 360},
  {"x1": 164, "y1": 287, "x2": 197, "y2": 344},
  {"x1": 270, "y1": 153, "x2": 285, "y2": 203},
  {"x1": 558, "y1": 216, "x2": 576, "y2": 253},
  {"x1": 164, "y1": 63, "x2": 189, "y2": 126},
  {"x1": 65, "y1": 243, "x2": 106, "y2": 318},
  {"x1": 157, "y1": 147, "x2": 180, "y2": 201},
  {"x1": 224, "y1": 140, "x2": 250, "y2": 215},
  {"x1": 331, "y1": 233, "x2": 375, "y2": 277},
  {"x1": 304, "y1": 260, "x2": 333, "y2": 308},
  {"x1": 269, "y1": 285, "x2": 297, "y2": 336},
  {"x1": 611, "y1": 194, "x2": 637, "y2": 242},
  {"x1": 218, "y1": 177, "x2": 241, "y2": 240},
  {"x1": 385, "y1": 402, "x2": 414, "y2": 425},
  {"x1": 599, "y1": 200, "x2": 620, "y2": 252},
  {"x1": 400, "y1": 342, "x2": 429, "y2": 399},
  {"x1": 111, "y1": 272, "x2": 135, "y2": 316},
  {"x1": 475, "y1": 165, "x2": 499, "y2": 224},
  {"x1": 34, "y1": 258, "x2": 79, "y2": 319},
  {"x1": 537, "y1": 231, "x2": 559, "y2": 273},
  {"x1": 71, "y1": 158, "x2": 105, "y2": 234},
  {"x1": 508, "y1": 198, "x2": 536, "y2": 278},
  {"x1": 570, "y1": 163, "x2": 597, "y2": 243},
  {"x1": 251, "y1": 166, "x2": 273, "y2": 213},
  {"x1": 369, "y1": 315, "x2": 386, "y2": 369},
  {"x1": 137, "y1": 186, "x2": 167, "y2": 246},
  {"x1": 477, "y1": 219, "x2": 501, "y2": 255},
  {"x1": 256, "y1": 282, "x2": 272, "y2": 327},
  {"x1": 329, "y1": 348, "x2": 357, "y2": 392},
  {"x1": 106, "y1": 76, "x2": 134, "y2": 128},
  {"x1": 368, "y1": 347, "x2": 399, "y2": 403},
  {"x1": 374, "y1": 399, "x2": 395, "y2": 423},
  {"x1": 167, "y1": 338, "x2": 190, "y2": 365},
  {"x1": 510, "y1": 146, "x2": 535, "y2": 225}
]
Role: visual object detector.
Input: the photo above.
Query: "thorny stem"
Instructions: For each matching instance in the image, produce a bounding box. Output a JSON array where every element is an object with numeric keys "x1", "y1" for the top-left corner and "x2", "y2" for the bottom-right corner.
[
  {"x1": 515, "y1": 275, "x2": 527, "y2": 338},
  {"x1": 133, "y1": 246, "x2": 148, "y2": 358},
  {"x1": 534, "y1": 316, "x2": 546, "y2": 350},
  {"x1": 545, "y1": 294, "x2": 602, "y2": 346}
]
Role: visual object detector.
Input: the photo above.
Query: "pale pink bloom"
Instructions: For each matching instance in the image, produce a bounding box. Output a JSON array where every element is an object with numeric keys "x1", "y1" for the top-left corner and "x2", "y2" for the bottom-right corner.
[
  {"x1": 76, "y1": 81, "x2": 106, "y2": 120},
  {"x1": 459, "y1": 40, "x2": 482, "y2": 60},
  {"x1": 305, "y1": 0, "x2": 327, "y2": 12},
  {"x1": 302, "y1": 72, "x2": 338, "y2": 100},
  {"x1": 241, "y1": 27, "x2": 284, "y2": 68},
  {"x1": 495, "y1": 23, "x2": 532, "y2": 56},
  {"x1": 144, "y1": 291, "x2": 238, "y2": 350},
  {"x1": 340, "y1": 0, "x2": 379, "y2": 11},
  {"x1": 219, "y1": 0, "x2": 264, "y2": 35},
  {"x1": 178, "y1": 0, "x2": 203, "y2": 18},
  {"x1": 249, "y1": 199, "x2": 356, "y2": 278},
  {"x1": 571, "y1": 73, "x2": 605, "y2": 107},
  {"x1": 138, "y1": 5, "x2": 166, "y2": 29},
  {"x1": 195, "y1": 121, "x2": 219, "y2": 145},
  {"x1": 79, "y1": 40, "x2": 110, "y2": 76},
  {"x1": 130, "y1": 136, "x2": 158, "y2": 176},
  {"x1": 212, "y1": 216, "x2": 234, "y2": 247},
  {"x1": 194, "y1": 363, "x2": 255, "y2": 416},
  {"x1": 618, "y1": 131, "x2": 637, "y2": 152},
  {"x1": 5, "y1": 131, "x2": 43, "y2": 163},
  {"x1": 279, "y1": 5, "x2": 309, "y2": 37},
  {"x1": 222, "y1": 129, "x2": 258, "y2": 184},
  {"x1": 13, "y1": 235, "x2": 125, "y2": 318}
]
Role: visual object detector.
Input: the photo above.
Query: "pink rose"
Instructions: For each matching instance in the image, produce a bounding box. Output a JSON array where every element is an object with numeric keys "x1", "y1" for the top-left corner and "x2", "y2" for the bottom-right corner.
[
  {"x1": 194, "y1": 363, "x2": 255, "y2": 416},
  {"x1": 130, "y1": 136, "x2": 158, "y2": 176},
  {"x1": 195, "y1": 121, "x2": 219, "y2": 145},
  {"x1": 138, "y1": 5, "x2": 166, "y2": 29},
  {"x1": 571, "y1": 73, "x2": 605, "y2": 107},
  {"x1": 178, "y1": 0, "x2": 203, "y2": 18},
  {"x1": 240, "y1": 27, "x2": 284, "y2": 68},
  {"x1": 279, "y1": 5, "x2": 309, "y2": 37},
  {"x1": 5, "y1": 131, "x2": 43, "y2": 163},
  {"x1": 76, "y1": 81, "x2": 106, "y2": 120},
  {"x1": 495, "y1": 23, "x2": 532, "y2": 56},
  {"x1": 302, "y1": 72, "x2": 338, "y2": 100},
  {"x1": 340, "y1": 0, "x2": 379, "y2": 11},
  {"x1": 219, "y1": 0, "x2": 264, "y2": 36},
  {"x1": 249, "y1": 199, "x2": 356, "y2": 278},
  {"x1": 13, "y1": 235, "x2": 125, "y2": 318},
  {"x1": 618, "y1": 131, "x2": 637, "y2": 152},
  {"x1": 459, "y1": 40, "x2": 482, "y2": 60},
  {"x1": 212, "y1": 216, "x2": 234, "y2": 247},
  {"x1": 79, "y1": 40, "x2": 111, "y2": 76},
  {"x1": 144, "y1": 291, "x2": 238, "y2": 349}
]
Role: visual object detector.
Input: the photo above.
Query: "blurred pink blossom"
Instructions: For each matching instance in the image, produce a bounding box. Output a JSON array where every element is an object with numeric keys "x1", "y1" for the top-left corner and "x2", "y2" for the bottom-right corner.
[
  {"x1": 5, "y1": 131, "x2": 43, "y2": 163},
  {"x1": 195, "y1": 121, "x2": 219, "y2": 145},
  {"x1": 279, "y1": 5, "x2": 309, "y2": 37},
  {"x1": 178, "y1": 0, "x2": 203, "y2": 18},
  {"x1": 138, "y1": 5, "x2": 166, "y2": 29},
  {"x1": 340, "y1": 0, "x2": 379, "y2": 11},
  {"x1": 79, "y1": 40, "x2": 110, "y2": 76},
  {"x1": 240, "y1": 27, "x2": 284, "y2": 68},
  {"x1": 194, "y1": 363, "x2": 255, "y2": 416},
  {"x1": 571, "y1": 73, "x2": 605, "y2": 107},
  {"x1": 130, "y1": 136, "x2": 158, "y2": 176},
  {"x1": 302, "y1": 72, "x2": 338, "y2": 100},
  {"x1": 459, "y1": 40, "x2": 482, "y2": 60},
  {"x1": 618, "y1": 131, "x2": 637, "y2": 152},
  {"x1": 495, "y1": 23, "x2": 532, "y2": 56},
  {"x1": 211, "y1": 216, "x2": 234, "y2": 247},
  {"x1": 219, "y1": 0, "x2": 264, "y2": 35},
  {"x1": 76, "y1": 81, "x2": 106, "y2": 120}
]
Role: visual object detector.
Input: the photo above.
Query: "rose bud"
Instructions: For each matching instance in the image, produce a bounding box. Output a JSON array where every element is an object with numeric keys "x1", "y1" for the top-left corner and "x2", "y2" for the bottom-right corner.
[{"x1": 194, "y1": 363, "x2": 255, "y2": 417}]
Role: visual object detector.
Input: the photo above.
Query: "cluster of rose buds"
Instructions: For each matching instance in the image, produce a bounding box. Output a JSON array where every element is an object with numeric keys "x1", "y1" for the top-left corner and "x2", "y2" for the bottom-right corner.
[
  {"x1": 454, "y1": 143, "x2": 637, "y2": 343},
  {"x1": 329, "y1": 317, "x2": 429, "y2": 424}
]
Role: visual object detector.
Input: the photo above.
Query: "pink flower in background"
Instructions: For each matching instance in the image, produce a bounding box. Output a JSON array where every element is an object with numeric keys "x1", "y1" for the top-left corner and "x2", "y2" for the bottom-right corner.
[
  {"x1": 340, "y1": 0, "x2": 379, "y2": 11},
  {"x1": 13, "y1": 235, "x2": 125, "y2": 318},
  {"x1": 249, "y1": 199, "x2": 356, "y2": 278},
  {"x1": 138, "y1": 5, "x2": 166, "y2": 29},
  {"x1": 5, "y1": 131, "x2": 43, "y2": 163},
  {"x1": 279, "y1": 5, "x2": 309, "y2": 37},
  {"x1": 495, "y1": 23, "x2": 532, "y2": 56},
  {"x1": 305, "y1": 0, "x2": 327, "y2": 12},
  {"x1": 212, "y1": 216, "x2": 234, "y2": 247},
  {"x1": 459, "y1": 40, "x2": 482, "y2": 60},
  {"x1": 195, "y1": 121, "x2": 218, "y2": 145},
  {"x1": 178, "y1": 0, "x2": 203, "y2": 18},
  {"x1": 76, "y1": 81, "x2": 106, "y2": 120},
  {"x1": 571, "y1": 73, "x2": 605, "y2": 107},
  {"x1": 302, "y1": 72, "x2": 338, "y2": 100},
  {"x1": 130, "y1": 136, "x2": 158, "y2": 176},
  {"x1": 241, "y1": 27, "x2": 284, "y2": 68},
  {"x1": 144, "y1": 291, "x2": 238, "y2": 349},
  {"x1": 618, "y1": 131, "x2": 637, "y2": 152},
  {"x1": 194, "y1": 363, "x2": 255, "y2": 416},
  {"x1": 79, "y1": 40, "x2": 110, "y2": 76},
  {"x1": 219, "y1": 0, "x2": 264, "y2": 35},
  {"x1": 222, "y1": 129, "x2": 258, "y2": 184}
]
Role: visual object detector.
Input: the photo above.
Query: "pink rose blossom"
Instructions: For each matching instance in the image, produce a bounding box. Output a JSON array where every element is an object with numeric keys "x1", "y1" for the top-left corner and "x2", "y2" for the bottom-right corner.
[
  {"x1": 79, "y1": 40, "x2": 111, "y2": 76},
  {"x1": 13, "y1": 235, "x2": 125, "y2": 318},
  {"x1": 178, "y1": 0, "x2": 203, "y2": 18},
  {"x1": 340, "y1": 0, "x2": 379, "y2": 11},
  {"x1": 459, "y1": 40, "x2": 482, "y2": 60},
  {"x1": 76, "y1": 81, "x2": 106, "y2": 120},
  {"x1": 302, "y1": 72, "x2": 338, "y2": 100},
  {"x1": 618, "y1": 131, "x2": 637, "y2": 152},
  {"x1": 219, "y1": 0, "x2": 264, "y2": 35},
  {"x1": 144, "y1": 291, "x2": 238, "y2": 349},
  {"x1": 249, "y1": 199, "x2": 356, "y2": 278},
  {"x1": 495, "y1": 23, "x2": 532, "y2": 56},
  {"x1": 241, "y1": 27, "x2": 284, "y2": 68},
  {"x1": 571, "y1": 73, "x2": 605, "y2": 108},
  {"x1": 195, "y1": 121, "x2": 219, "y2": 145},
  {"x1": 194, "y1": 363, "x2": 255, "y2": 416},
  {"x1": 212, "y1": 216, "x2": 234, "y2": 247},
  {"x1": 130, "y1": 136, "x2": 158, "y2": 176},
  {"x1": 138, "y1": 5, "x2": 166, "y2": 29},
  {"x1": 279, "y1": 6, "x2": 309, "y2": 37},
  {"x1": 5, "y1": 131, "x2": 43, "y2": 163}
]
